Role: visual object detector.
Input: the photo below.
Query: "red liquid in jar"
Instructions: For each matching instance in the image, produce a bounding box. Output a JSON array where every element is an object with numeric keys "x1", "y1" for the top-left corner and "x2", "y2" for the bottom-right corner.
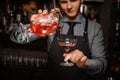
[{"x1": 31, "y1": 22, "x2": 58, "y2": 36}]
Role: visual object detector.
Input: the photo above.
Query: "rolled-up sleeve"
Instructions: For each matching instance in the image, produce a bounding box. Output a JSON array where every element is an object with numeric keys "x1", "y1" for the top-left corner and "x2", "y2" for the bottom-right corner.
[
  {"x1": 10, "y1": 24, "x2": 40, "y2": 44},
  {"x1": 86, "y1": 23, "x2": 107, "y2": 74}
]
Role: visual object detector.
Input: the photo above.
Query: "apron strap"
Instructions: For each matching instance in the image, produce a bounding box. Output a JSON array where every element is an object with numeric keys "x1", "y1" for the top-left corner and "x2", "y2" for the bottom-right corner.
[
  {"x1": 83, "y1": 17, "x2": 88, "y2": 42},
  {"x1": 56, "y1": 29, "x2": 60, "y2": 36}
]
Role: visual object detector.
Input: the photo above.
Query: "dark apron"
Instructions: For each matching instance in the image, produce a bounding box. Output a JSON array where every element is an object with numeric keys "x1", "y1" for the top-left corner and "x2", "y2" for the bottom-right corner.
[{"x1": 47, "y1": 18, "x2": 91, "y2": 80}]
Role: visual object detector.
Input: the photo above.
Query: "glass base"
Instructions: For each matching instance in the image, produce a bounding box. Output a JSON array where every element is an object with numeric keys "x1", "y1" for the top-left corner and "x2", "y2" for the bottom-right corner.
[{"x1": 60, "y1": 61, "x2": 74, "y2": 66}]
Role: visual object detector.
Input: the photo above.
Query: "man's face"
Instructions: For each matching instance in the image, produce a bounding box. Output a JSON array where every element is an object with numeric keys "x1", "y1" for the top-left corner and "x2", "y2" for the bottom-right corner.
[{"x1": 58, "y1": 0, "x2": 83, "y2": 19}]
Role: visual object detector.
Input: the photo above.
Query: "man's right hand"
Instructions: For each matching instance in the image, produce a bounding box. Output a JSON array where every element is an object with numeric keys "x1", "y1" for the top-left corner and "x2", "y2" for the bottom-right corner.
[{"x1": 30, "y1": 8, "x2": 61, "y2": 24}]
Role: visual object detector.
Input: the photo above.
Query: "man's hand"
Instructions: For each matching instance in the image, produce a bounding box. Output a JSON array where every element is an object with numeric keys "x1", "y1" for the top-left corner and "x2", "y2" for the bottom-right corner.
[
  {"x1": 30, "y1": 8, "x2": 60, "y2": 23},
  {"x1": 63, "y1": 49, "x2": 88, "y2": 68}
]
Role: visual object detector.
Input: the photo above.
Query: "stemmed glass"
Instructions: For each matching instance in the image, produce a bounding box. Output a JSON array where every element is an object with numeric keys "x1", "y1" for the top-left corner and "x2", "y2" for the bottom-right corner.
[{"x1": 57, "y1": 36, "x2": 78, "y2": 66}]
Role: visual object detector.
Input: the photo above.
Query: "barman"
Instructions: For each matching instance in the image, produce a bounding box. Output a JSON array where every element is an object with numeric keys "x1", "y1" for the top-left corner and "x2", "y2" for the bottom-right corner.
[{"x1": 10, "y1": 0, "x2": 107, "y2": 80}]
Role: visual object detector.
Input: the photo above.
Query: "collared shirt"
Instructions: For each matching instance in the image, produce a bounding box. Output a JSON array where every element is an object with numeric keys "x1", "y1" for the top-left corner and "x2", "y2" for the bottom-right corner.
[{"x1": 48, "y1": 15, "x2": 85, "y2": 45}]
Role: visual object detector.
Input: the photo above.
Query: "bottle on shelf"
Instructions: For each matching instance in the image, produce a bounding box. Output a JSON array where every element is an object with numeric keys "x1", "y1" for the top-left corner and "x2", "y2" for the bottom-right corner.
[
  {"x1": 112, "y1": 0, "x2": 120, "y2": 51},
  {"x1": 116, "y1": 0, "x2": 120, "y2": 20},
  {"x1": 22, "y1": 9, "x2": 30, "y2": 24},
  {"x1": 113, "y1": 19, "x2": 120, "y2": 51},
  {"x1": 15, "y1": 5, "x2": 23, "y2": 24},
  {"x1": 0, "y1": 10, "x2": 5, "y2": 33}
]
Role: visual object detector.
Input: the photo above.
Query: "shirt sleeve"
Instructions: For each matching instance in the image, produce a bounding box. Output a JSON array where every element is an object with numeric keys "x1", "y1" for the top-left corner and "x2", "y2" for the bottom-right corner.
[
  {"x1": 86, "y1": 23, "x2": 107, "y2": 74},
  {"x1": 10, "y1": 24, "x2": 40, "y2": 44}
]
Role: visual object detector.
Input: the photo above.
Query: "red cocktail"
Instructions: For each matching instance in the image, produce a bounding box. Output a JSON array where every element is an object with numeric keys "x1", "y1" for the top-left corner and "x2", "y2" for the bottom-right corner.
[
  {"x1": 57, "y1": 37, "x2": 78, "y2": 66},
  {"x1": 31, "y1": 14, "x2": 59, "y2": 36}
]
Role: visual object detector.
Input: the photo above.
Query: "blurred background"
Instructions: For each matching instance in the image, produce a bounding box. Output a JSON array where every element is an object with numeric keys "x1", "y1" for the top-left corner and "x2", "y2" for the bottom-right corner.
[{"x1": 0, "y1": 0, "x2": 120, "y2": 80}]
